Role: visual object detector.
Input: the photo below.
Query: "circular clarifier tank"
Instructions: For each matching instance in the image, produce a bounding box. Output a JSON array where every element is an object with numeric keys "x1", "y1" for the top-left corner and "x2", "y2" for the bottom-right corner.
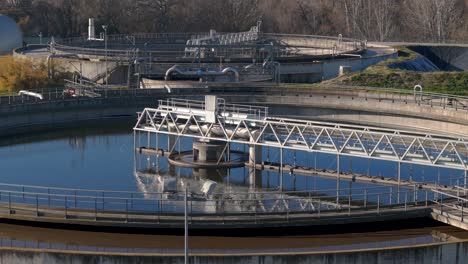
[{"x1": 0, "y1": 14, "x2": 23, "y2": 54}]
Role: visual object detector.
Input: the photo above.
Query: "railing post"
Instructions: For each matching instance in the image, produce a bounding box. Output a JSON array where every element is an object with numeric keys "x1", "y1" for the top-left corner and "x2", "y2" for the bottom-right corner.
[
  {"x1": 222, "y1": 196, "x2": 225, "y2": 224},
  {"x1": 348, "y1": 194, "x2": 351, "y2": 216},
  {"x1": 364, "y1": 189, "x2": 367, "y2": 209},
  {"x1": 318, "y1": 198, "x2": 321, "y2": 218},
  {"x1": 65, "y1": 196, "x2": 67, "y2": 219},
  {"x1": 440, "y1": 194, "x2": 443, "y2": 214},
  {"x1": 8, "y1": 192, "x2": 11, "y2": 214},
  {"x1": 377, "y1": 194, "x2": 380, "y2": 215},
  {"x1": 254, "y1": 199, "x2": 258, "y2": 224},
  {"x1": 414, "y1": 185, "x2": 417, "y2": 205},
  {"x1": 95, "y1": 198, "x2": 98, "y2": 221},
  {"x1": 36, "y1": 194, "x2": 39, "y2": 217},
  {"x1": 425, "y1": 190, "x2": 428, "y2": 207},
  {"x1": 462, "y1": 204, "x2": 464, "y2": 222},
  {"x1": 405, "y1": 192, "x2": 408, "y2": 211},
  {"x1": 389, "y1": 188, "x2": 392, "y2": 206},
  {"x1": 156, "y1": 199, "x2": 161, "y2": 223},
  {"x1": 125, "y1": 199, "x2": 128, "y2": 223}
]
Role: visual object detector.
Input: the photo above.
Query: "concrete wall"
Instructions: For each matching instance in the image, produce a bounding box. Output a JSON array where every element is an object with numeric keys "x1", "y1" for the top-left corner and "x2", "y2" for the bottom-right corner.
[
  {"x1": 13, "y1": 46, "x2": 125, "y2": 83},
  {"x1": 227, "y1": 94, "x2": 468, "y2": 136},
  {"x1": 279, "y1": 48, "x2": 398, "y2": 82},
  {"x1": 16, "y1": 44, "x2": 397, "y2": 84},
  {"x1": 0, "y1": 87, "x2": 467, "y2": 137},
  {"x1": 0, "y1": 241, "x2": 467, "y2": 263}
]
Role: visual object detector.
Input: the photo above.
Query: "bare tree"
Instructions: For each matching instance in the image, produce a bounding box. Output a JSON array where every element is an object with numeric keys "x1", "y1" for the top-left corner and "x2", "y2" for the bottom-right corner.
[
  {"x1": 342, "y1": 0, "x2": 362, "y2": 38},
  {"x1": 373, "y1": 0, "x2": 397, "y2": 41},
  {"x1": 217, "y1": 0, "x2": 261, "y2": 31},
  {"x1": 407, "y1": 0, "x2": 463, "y2": 42},
  {"x1": 7, "y1": 0, "x2": 466, "y2": 43}
]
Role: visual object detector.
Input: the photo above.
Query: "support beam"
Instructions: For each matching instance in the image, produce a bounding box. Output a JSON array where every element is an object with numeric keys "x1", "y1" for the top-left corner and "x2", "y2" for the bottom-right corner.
[
  {"x1": 280, "y1": 147, "x2": 283, "y2": 191},
  {"x1": 337, "y1": 154, "x2": 340, "y2": 204}
]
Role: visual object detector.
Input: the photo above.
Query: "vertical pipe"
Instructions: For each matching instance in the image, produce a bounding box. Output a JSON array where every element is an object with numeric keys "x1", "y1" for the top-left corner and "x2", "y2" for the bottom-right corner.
[
  {"x1": 314, "y1": 153, "x2": 317, "y2": 192},
  {"x1": 184, "y1": 188, "x2": 189, "y2": 264},
  {"x1": 105, "y1": 27, "x2": 108, "y2": 91},
  {"x1": 133, "y1": 131, "x2": 137, "y2": 173}
]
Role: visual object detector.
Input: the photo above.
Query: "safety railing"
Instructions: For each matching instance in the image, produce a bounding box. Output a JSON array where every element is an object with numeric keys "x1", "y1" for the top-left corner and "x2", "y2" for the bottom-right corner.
[
  {"x1": 157, "y1": 98, "x2": 206, "y2": 113},
  {"x1": 218, "y1": 100, "x2": 269, "y2": 120},
  {"x1": 431, "y1": 189, "x2": 468, "y2": 223},
  {"x1": 1, "y1": 84, "x2": 467, "y2": 116},
  {"x1": 52, "y1": 33, "x2": 365, "y2": 60},
  {"x1": 0, "y1": 87, "x2": 170, "y2": 107},
  {"x1": 309, "y1": 84, "x2": 468, "y2": 112},
  {"x1": 0, "y1": 182, "x2": 435, "y2": 225},
  {"x1": 157, "y1": 98, "x2": 269, "y2": 120}
]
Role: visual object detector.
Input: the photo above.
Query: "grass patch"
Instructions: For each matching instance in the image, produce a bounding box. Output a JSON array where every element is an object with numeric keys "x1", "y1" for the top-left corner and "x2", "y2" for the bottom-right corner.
[{"x1": 324, "y1": 47, "x2": 468, "y2": 96}]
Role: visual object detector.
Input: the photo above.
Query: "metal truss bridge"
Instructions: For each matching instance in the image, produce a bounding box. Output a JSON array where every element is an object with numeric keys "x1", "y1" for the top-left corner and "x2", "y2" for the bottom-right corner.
[
  {"x1": 130, "y1": 96, "x2": 468, "y2": 230},
  {"x1": 134, "y1": 96, "x2": 468, "y2": 175}
]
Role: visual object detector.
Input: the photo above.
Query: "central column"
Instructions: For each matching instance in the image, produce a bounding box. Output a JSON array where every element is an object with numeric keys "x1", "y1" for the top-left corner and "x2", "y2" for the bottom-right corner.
[
  {"x1": 192, "y1": 140, "x2": 224, "y2": 162},
  {"x1": 249, "y1": 131, "x2": 262, "y2": 190}
]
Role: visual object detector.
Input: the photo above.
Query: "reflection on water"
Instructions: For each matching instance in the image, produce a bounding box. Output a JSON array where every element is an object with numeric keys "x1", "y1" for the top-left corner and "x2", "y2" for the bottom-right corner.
[{"x1": 0, "y1": 123, "x2": 463, "y2": 196}]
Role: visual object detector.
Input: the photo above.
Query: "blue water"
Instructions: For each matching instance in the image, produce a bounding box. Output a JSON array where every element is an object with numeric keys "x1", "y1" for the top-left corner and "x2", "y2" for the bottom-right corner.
[
  {"x1": 0, "y1": 123, "x2": 463, "y2": 201},
  {"x1": 0, "y1": 128, "x2": 136, "y2": 191}
]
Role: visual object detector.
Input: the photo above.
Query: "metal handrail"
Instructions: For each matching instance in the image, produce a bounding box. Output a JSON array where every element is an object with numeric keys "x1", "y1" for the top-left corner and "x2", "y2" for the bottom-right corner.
[
  {"x1": 1, "y1": 84, "x2": 466, "y2": 114},
  {"x1": 52, "y1": 33, "x2": 365, "y2": 60},
  {"x1": 158, "y1": 98, "x2": 269, "y2": 119},
  {"x1": 0, "y1": 187, "x2": 431, "y2": 217},
  {"x1": 317, "y1": 84, "x2": 468, "y2": 101},
  {"x1": 0, "y1": 182, "x2": 393, "y2": 200}
]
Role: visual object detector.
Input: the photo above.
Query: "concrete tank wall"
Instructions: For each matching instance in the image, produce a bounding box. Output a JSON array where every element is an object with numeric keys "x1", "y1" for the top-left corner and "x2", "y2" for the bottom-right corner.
[
  {"x1": 0, "y1": 88, "x2": 467, "y2": 137},
  {"x1": 0, "y1": 240, "x2": 468, "y2": 263}
]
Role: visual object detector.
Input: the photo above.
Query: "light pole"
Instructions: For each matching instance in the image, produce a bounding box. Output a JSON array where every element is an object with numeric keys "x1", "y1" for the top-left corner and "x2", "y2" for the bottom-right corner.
[
  {"x1": 102, "y1": 25, "x2": 108, "y2": 96},
  {"x1": 184, "y1": 188, "x2": 189, "y2": 264}
]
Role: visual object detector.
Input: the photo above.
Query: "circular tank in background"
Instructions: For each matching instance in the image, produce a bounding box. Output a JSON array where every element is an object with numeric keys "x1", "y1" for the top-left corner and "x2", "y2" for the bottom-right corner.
[{"x1": 0, "y1": 14, "x2": 23, "y2": 55}]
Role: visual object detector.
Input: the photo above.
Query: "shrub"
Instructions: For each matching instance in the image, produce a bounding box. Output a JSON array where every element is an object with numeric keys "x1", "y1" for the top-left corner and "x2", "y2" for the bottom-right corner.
[{"x1": 0, "y1": 56, "x2": 68, "y2": 93}]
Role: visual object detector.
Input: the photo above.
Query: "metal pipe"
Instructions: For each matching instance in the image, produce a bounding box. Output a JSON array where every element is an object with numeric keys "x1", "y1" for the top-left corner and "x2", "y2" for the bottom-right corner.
[
  {"x1": 18, "y1": 90, "x2": 43, "y2": 100},
  {"x1": 88, "y1": 18, "x2": 95, "y2": 40},
  {"x1": 165, "y1": 65, "x2": 239, "y2": 82}
]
